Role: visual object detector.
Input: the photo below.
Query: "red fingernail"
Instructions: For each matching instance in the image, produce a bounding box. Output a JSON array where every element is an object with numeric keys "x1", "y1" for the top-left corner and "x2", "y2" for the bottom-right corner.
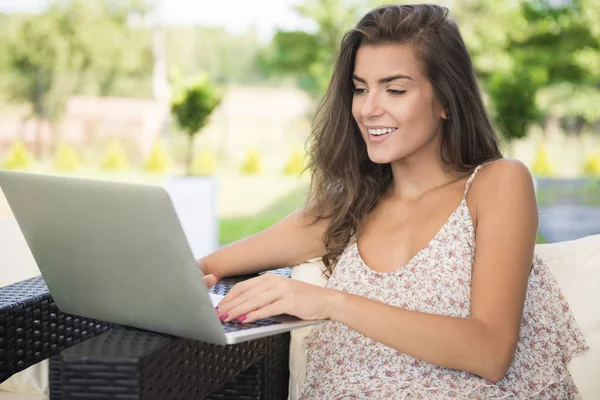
[
  {"x1": 219, "y1": 313, "x2": 229, "y2": 321},
  {"x1": 237, "y1": 315, "x2": 247, "y2": 322},
  {"x1": 213, "y1": 274, "x2": 221, "y2": 281}
]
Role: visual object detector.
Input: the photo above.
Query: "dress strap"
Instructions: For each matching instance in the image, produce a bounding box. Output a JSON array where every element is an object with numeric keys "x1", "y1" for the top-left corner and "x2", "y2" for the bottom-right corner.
[{"x1": 463, "y1": 161, "x2": 494, "y2": 200}]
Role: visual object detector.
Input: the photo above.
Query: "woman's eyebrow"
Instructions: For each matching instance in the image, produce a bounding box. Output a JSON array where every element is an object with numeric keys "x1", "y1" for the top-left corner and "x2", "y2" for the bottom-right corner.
[{"x1": 352, "y1": 74, "x2": 414, "y2": 83}]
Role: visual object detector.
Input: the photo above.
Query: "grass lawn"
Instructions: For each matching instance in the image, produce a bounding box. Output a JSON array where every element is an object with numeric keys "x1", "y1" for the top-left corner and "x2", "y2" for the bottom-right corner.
[
  {"x1": 536, "y1": 233, "x2": 546, "y2": 244},
  {"x1": 536, "y1": 181, "x2": 600, "y2": 206},
  {"x1": 219, "y1": 184, "x2": 309, "y2": 245}
]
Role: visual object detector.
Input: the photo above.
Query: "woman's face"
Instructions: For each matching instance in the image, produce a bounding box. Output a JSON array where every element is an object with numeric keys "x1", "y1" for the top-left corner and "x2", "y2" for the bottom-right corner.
[{"x1": 351, "y1": 43, "x2": 446, "y2": 165}]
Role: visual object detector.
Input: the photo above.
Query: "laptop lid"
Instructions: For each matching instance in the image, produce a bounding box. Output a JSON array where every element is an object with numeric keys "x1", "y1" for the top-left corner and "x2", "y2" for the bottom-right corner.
[{"x1": 0, "y1": 171, "x2": 229, "y2": 344}]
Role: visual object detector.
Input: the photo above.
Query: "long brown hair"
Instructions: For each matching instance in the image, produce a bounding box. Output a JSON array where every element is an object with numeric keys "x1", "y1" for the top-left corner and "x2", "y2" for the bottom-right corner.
[{"x1": 304, "y1": 4, "x2": 502, "y2": 275}]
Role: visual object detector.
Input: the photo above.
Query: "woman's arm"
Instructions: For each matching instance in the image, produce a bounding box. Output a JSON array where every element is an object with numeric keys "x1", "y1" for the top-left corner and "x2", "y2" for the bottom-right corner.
[
  {"x1": 200, "y1": 208, "x2": 329, "y2": 278},
  {"x1": 327, "y1": 159, "x2": 538, "y2": 382}
]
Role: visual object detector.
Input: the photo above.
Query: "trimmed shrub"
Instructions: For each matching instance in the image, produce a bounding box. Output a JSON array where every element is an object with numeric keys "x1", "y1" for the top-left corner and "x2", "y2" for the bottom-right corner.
[
  {"x1": 583, "y1": 152, "x2": 600, "y2": 176},
  {"x1": 241, "y1": 149, "x2": 262, "y2": 175},
  {"x1": 531, "y1": 143, "x2": 554, "y2": 176},
  {"x1": 144, "y1": 140, "x2": 170, "y2": 174},
  {"x1": 54, "y1": 143, "x2": 80, "y2": 171},
  {"x1": 2, "y1": 140, "x2": 32, "y2": 170},
  {"x1": 170, "y1": 74, "x2": 221, "y2": 175},
  {"x1": 101, "y1": 140, "x2": 129, "y2": 171},
  {"x1": 283, "y1": 147, "x2": 307, "y2": 176}
]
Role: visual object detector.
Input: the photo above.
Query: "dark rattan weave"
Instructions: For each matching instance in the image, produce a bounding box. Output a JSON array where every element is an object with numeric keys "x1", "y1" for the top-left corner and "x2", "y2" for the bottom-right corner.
[
  {"x1": 50, "y1": 268, "x2": 292, "y2": 399},
  {"x1": 51, "y1": 326, "x2": 290, "y2": 399},
  {"x1": 0, "y1": 275, "x2": 114, "y2": 383}
]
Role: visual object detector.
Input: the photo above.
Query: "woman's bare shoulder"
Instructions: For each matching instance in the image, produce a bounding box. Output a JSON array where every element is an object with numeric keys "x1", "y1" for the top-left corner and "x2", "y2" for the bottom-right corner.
[
  {"x1": 471, "y1": 158, "x2": 534, "y2": 198},
  {"x1": 467, "y1": 158, "x2": 536, "y2": 225}
]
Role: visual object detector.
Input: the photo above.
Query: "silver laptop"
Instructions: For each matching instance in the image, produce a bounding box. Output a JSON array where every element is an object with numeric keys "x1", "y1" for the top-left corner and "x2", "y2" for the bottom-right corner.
[{"x1": 0, "y1": 170, "x2": 323, "y2": 345}]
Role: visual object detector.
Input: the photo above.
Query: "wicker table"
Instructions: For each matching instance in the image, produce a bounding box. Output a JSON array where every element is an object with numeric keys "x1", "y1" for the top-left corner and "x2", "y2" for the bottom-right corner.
[
  {"x1": 1, "y1": 269, "x2": 292, "y2": 399},
  {"x1": 0, "y1": 275, "x2": 114, "y2": 383}
]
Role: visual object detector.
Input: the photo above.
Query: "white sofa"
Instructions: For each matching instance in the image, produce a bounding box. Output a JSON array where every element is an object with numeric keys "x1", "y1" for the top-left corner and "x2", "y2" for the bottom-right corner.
[{"x1": 1, "y1": 216, "x2": 598, "y2": 399}]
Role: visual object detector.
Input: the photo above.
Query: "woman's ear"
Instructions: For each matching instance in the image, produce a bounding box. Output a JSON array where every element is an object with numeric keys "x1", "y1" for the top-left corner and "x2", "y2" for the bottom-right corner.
[{"x1": 441, "y1": 108, "x2": 448, "y2": 120}]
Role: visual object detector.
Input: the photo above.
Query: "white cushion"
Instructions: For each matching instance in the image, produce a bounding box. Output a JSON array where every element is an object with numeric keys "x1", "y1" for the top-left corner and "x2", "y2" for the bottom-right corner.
[
  {"x1": 0, "y1": 218, "x2": 40, "y2": 286},
  {"x1": 0, "y1": 218, "x2": 48, "y2": 396},
  {"x1": 288, "y1": 235, "x2": 600, "y2": 399},
  {"x1": 535, "y1": 235, "x2": 600, "y2": 399},
  {"x1": 0, "y1": 391, "x2": 47, "y2": 399},
  {"x1": 0, "y1": 361, "x2": 48, "y2": 397}
]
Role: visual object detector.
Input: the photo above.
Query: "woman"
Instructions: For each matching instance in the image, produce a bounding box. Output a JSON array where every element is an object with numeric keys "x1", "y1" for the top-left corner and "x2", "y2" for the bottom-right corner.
[{"x1": 200, "y1": 4, "x2": 588, "y2": 399}]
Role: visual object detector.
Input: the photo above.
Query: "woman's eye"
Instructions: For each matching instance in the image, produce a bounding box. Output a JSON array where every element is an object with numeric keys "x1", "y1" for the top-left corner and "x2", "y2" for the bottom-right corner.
[
  {"x1": 388, "y1": 89, "x2": 406, "y2": 95},
  {"x1": 353, "y1": 88, "x2": 367, "y2": 95}
]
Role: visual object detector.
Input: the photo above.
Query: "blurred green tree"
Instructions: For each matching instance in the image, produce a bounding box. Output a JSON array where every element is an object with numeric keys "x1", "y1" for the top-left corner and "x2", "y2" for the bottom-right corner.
[
  {"x1": 170, "y1": 74, "x2": 222, "y2": 175},
  {"x1": 167, "y1": 26, "x2": 264, "y2": 85},
  {"x1": 5, "y1": 0, "x2": 154, "y2": 156},
  {"x1": 258, "y1": 0, "x2": 363, "y2": 97},
  {"x1": 456, "y1": 0, "x2": 600, "y2": 140}
]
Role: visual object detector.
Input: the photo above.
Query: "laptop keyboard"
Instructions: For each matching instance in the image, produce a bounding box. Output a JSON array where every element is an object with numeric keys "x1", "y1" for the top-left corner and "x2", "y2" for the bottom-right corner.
[{"x1": 222, "y1": 317, "x2": 282, "y2": 333}]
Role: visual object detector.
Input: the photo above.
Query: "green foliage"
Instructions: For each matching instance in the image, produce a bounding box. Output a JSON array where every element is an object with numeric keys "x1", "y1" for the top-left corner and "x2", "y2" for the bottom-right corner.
[
  {"x1": 53, "y1": 143, "x2": 80, "y2": 171},
  {"x1": 517, "y1": 1, "x2": 597, "y2": 83},
  {"x1": 170, "y1": 74, "x2": 221, "y2": 174},
  {"x1": 531, "y1": 143, "x2": 554, "y2": 177},
  {"x1": 100, "y1": 140, "x2": 129, "y2": 171},
  {"x1": 45, "y1": 0, "x2": 154, "y2": 97},
  {"x1": 171, "y1": 74, "x2": 221, "y2": 136},
  {"x1": 6, "y1": 1, "x2": 154, "y2": 119},
  {"x1": 2, "y1": 0, "x2": 154, "y2": 161},
  {"x1": 479, "y1": 0, "x2": 600, "y2": 137},
  {"x1": 260, "y1": 0, "x2": 363, "y2": 97},
  {"x1": 189, "y1": 148, "x2": 217, "y2": 176},
  {"x1": 283, "y1": 147, "x2": 307, "y2": 176},
  {"x1": 537, "y1": 83, "x2": 600, "y2": 124},
  {"x1": 144, "y1": 140, "x2": 171, "y2": 174},
  {"x1": 167, "y1": 26, "x2": 264, "y2": 85},
  {"x1": 260, "y1": 31, "x2": 319, "y2": 75},
  {"x1": 8, "y1": 12, "x2": 71, "y2": 121},
  {"x1": 451, "y1": 0, "x2": 521, "y2": 78},
  {"x1": 2, "y1": 140, "x2": 33, "y2": 170},
  {"x1": 487, "y1": 68, "x2": 543, "y2": 140},
  {"x1": 258, "y1": 30, "x2": 322, "y2": 92},
  {"x1": 583, "y1": 152, "x2": 600, "y2": 176},
  {"x1": 241, "y1": 149, "x2": 262, "y2": 175}
]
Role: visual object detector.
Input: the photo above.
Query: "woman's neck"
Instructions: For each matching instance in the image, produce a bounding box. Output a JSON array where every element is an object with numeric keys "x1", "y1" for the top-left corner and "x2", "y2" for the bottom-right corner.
[{"x1": 387, "y1": 149, "x2": 467, "y2": 201}]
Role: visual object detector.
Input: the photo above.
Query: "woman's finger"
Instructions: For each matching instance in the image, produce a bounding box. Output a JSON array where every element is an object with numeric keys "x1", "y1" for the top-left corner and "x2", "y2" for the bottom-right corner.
[
  {"x1": 218, "y1": 283, "x2": 273, "y2": 314},
  {"x1": 243, "y1": 300, "x2": 288, "y2": 323},
  {"x1": 221, "y1": 288, "x2": 280, "y2": 322},
  {"x1": 203, "y1": 273, "x2": 220, "y2": 289},
  {"x1": 219, "y1": 275, "x2": 271, "y2": 307}
]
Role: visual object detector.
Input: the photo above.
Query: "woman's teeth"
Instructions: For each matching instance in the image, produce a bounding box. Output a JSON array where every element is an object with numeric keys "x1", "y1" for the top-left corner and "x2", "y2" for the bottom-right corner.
[{"x1": 368, "y1": 128, "x2": 397, "y2": 136}]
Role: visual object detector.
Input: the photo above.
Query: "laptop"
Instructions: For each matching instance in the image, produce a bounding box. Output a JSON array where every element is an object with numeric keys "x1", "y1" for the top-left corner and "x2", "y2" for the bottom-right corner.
[{"x1": 0, "y1": 170, "x2": 324, "y2": 345}]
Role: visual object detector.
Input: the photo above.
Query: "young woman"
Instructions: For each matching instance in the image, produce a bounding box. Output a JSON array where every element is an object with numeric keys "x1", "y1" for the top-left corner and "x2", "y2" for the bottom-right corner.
[{"x1": 200, "y1": 4, "x2": 588, "y2": 398}]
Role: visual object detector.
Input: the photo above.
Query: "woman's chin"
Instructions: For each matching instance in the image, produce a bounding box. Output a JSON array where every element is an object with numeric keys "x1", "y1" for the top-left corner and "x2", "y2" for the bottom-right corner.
[{"x1": 367, "y1": 151, "x2": 397, "y2": 165}]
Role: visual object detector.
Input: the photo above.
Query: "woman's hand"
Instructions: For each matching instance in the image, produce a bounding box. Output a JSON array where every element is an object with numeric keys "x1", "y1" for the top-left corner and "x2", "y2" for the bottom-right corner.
[
  {"x1": 197, "y1": 258, "x2": 220, "y2": 289},
  {"x1": 215, "y1": 273, "x2": 337, "y2": 323}
]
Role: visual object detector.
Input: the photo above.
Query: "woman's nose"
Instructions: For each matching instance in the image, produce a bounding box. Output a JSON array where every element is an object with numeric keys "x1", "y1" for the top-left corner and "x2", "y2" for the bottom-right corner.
[{"x1": 360, "y1": 93, "x2": 384, "y2": 118}]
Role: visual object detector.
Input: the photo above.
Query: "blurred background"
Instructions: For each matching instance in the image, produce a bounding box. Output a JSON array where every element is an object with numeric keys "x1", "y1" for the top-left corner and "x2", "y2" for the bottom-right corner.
[{"x1": 0, "y1": 0, "x2": 598, "y2": 253}]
